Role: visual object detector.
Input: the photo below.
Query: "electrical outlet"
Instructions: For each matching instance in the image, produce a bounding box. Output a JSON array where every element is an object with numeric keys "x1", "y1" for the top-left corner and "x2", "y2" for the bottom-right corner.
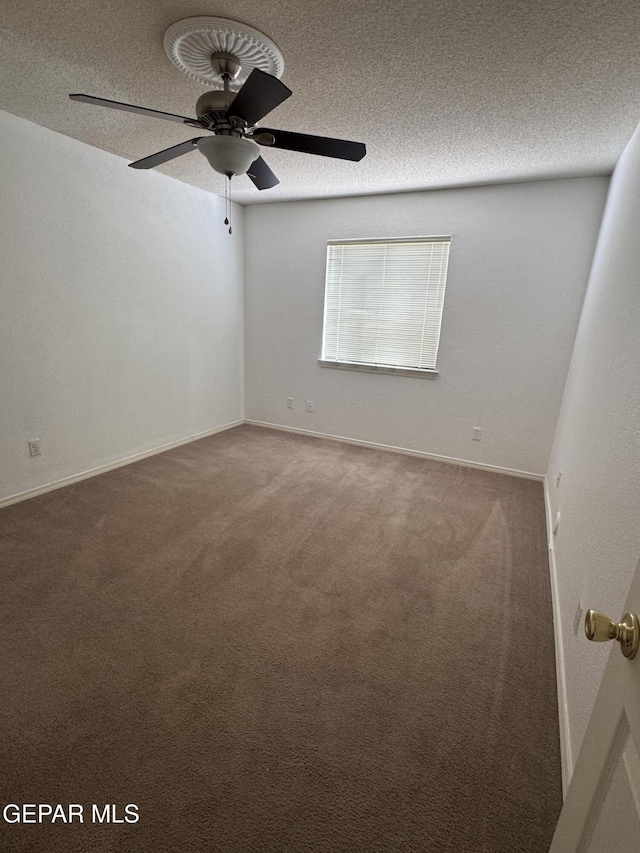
[
  {"x1": 28, "y1": 439, "x2": 42, "y2": 457},
  {"x1": 287, "y1": 397, "x2": 293, "y2": 409},
  {"x1": 306, "y1": 400, "x2": 313, "y2": 413},
  {"x1": 472, "y1": 427, "x2": 482, "y2": 441}
]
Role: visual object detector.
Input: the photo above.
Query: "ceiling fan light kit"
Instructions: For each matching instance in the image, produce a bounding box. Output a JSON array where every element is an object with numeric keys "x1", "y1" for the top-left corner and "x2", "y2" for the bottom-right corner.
[
  {"x1": 197, "y1": 135, "x2": 260, "y2": 177},
  {"x1": 68, "y1": 16, "x2": 366, "y2": 230}
]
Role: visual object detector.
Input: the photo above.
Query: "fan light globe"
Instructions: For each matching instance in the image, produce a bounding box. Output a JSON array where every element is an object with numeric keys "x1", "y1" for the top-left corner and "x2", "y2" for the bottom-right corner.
[{"x1": 197, "y1": 136, "x2": 260, "y2": 177}]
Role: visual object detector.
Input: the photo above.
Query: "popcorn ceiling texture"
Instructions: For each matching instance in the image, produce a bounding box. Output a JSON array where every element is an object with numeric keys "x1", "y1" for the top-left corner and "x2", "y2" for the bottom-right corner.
[{"x1": 2, "y1": 0, "x2": 639, "y2": 204}]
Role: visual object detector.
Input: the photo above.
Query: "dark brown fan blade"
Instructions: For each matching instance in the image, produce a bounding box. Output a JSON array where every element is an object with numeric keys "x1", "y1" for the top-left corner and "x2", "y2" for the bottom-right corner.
[
  {"x1": 255, "y1": 128, "x2": 366, "y2": 161},
  {"x1": 69, "y1": 94, "x2": 197, "y2": 125},
  {"x1": 224, "y1": 69, "x2": 292, "y2": 126},
  {"x1": 246, "y1": 156, "x2": 279, "y2": 190},
  {"x1": 128, "y1": 138, "x2": 203, "y2": 170}
]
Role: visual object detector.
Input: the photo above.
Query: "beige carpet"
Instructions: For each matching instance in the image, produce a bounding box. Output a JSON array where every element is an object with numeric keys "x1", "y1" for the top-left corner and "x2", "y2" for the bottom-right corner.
[{"x1": 0, "y1": 425, "x2": 561, "y2": 851}]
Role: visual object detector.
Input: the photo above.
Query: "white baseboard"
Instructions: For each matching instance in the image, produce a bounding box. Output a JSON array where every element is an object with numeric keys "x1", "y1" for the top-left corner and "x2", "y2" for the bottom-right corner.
[
  {"x1": 544, "y1": 474, "x2": 573, "y2": 797},
  {"x1": 245, "y1": 420, "x2": 544, "y2": 481},
  {"x1": 2, "y1": 419, "x2": 543, "y2": 510},
  {"x1": 0, "y1": 419, "x2": 244, "y2": 509}
]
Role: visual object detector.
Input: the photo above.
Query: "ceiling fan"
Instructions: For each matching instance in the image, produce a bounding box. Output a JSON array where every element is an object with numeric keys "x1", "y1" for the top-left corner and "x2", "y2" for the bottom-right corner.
[{"x1": 69, "y1": 52, "x2": 366, "y2": 192}]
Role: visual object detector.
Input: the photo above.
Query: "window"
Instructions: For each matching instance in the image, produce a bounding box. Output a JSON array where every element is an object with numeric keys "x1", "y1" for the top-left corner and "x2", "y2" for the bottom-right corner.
[{"x1": 320, "y1": 237, "x2": 451, "y2": 376}]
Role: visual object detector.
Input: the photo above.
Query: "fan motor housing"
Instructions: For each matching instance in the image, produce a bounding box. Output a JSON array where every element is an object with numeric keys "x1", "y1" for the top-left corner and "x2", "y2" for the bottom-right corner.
[{"x1": 196, "y1": 90, "x2": 235, "y2": 119}]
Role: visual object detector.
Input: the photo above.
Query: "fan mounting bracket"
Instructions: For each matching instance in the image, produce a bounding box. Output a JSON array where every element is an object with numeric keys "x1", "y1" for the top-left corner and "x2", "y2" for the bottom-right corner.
[{"x1": 209, "y1": 52, "x2": 242, "y2": 84}]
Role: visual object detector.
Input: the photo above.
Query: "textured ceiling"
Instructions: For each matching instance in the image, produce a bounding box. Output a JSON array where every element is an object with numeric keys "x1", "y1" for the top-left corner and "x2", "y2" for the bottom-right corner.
[{"x1": 2, "y1": 0, "x2": 640, "y2": 204}]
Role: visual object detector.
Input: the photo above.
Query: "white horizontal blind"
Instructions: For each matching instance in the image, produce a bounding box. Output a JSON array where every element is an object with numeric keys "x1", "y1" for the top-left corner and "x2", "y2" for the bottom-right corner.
[{"x1": 322, "y1": 237, "x2": 451, "y2": 371}]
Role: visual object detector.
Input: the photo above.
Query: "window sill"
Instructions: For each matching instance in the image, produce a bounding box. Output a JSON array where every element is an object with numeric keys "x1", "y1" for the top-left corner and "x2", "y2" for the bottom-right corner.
[{"x1": 318, "y1": 360, "x2": 439, "y2": 379}]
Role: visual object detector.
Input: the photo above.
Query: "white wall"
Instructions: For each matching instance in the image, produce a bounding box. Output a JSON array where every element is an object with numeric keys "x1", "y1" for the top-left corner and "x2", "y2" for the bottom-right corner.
[
  {"x1": 547, "y1": 122, "x2": 640, "y2": 770},
  {"x1": 0, "y1": 111, "x2": 244, "y2": 503},
  {"x1": 244, "y1": 179, "x2": 607, "y2": 475}
]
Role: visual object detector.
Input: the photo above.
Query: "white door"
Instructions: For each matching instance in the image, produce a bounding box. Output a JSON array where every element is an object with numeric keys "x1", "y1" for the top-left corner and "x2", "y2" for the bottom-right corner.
[{"x1": 550, "y1": 558, "x2": 640, "y2": 851}]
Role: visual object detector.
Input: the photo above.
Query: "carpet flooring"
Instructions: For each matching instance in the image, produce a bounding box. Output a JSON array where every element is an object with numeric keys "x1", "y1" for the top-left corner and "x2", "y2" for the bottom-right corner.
[{"x1": 0, "y1": 425, "x2": 562, "y2": 851}]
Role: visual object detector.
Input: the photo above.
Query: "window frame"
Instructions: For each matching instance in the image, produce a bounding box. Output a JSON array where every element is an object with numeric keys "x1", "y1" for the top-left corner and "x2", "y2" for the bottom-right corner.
[{"x1": 318, "y1": 235, "x2": 451, "y2": 378}]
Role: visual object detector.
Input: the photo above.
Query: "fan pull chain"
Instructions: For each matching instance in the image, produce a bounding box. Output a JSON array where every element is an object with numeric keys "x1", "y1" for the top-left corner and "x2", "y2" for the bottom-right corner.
[{"x1": 224, "y1": 174, "x2": 232, "y2": 234}]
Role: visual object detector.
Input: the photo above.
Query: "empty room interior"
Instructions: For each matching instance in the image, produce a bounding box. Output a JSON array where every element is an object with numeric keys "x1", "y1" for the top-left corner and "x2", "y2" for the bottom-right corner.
[{"x1": 2, "y1": 1, "x2": 640, "y2": 850}]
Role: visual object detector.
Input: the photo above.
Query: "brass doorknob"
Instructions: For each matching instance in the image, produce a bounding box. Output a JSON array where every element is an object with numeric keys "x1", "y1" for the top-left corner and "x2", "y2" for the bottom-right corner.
[{"x1": 585, "y1": 609, "x2": 639, "y2": 659}]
